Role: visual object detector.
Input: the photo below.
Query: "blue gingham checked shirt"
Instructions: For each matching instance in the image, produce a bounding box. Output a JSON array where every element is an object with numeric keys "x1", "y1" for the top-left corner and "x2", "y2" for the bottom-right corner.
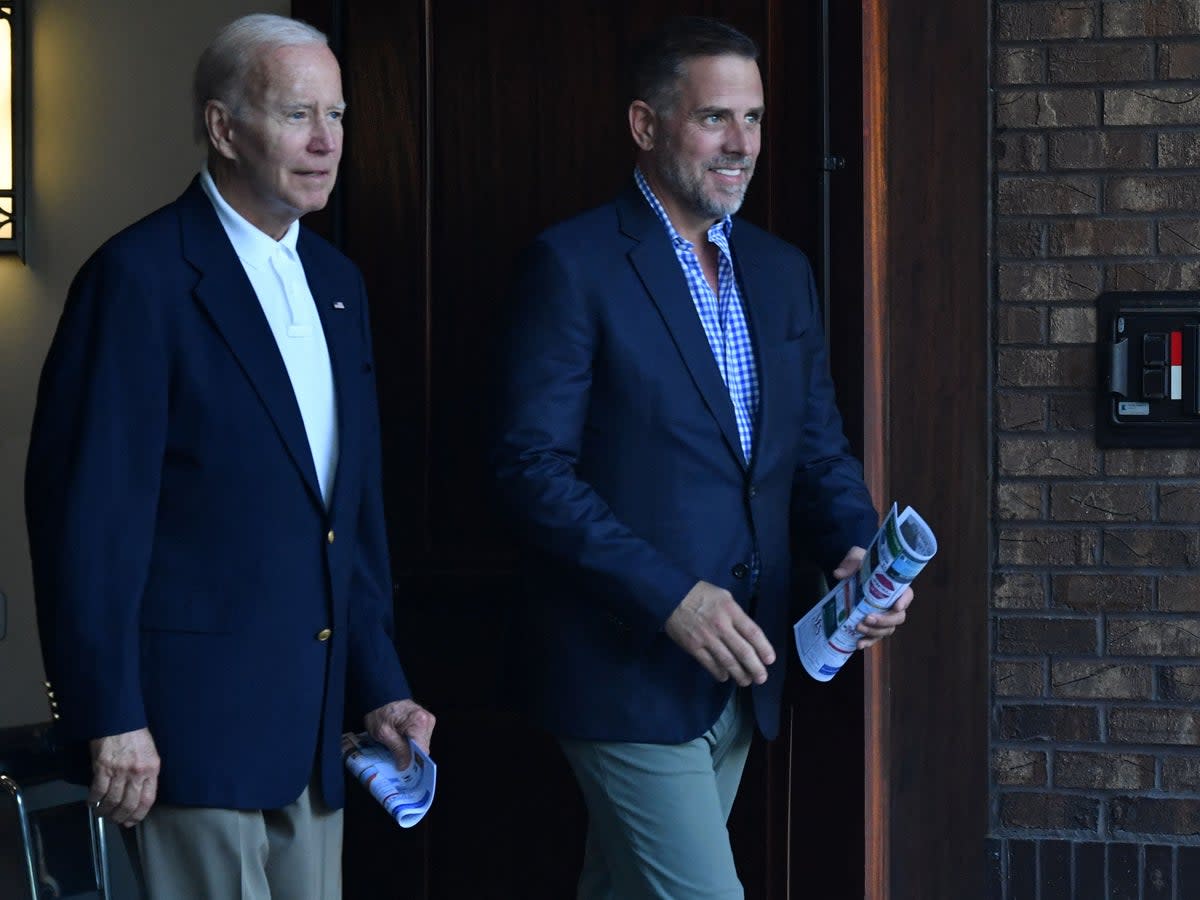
[{"x1": 635, "y1": 168, "x2": 760, "y2": 465}]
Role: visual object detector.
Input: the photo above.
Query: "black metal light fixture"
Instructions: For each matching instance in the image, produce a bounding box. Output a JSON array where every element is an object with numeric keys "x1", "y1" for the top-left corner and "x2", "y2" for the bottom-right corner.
[{"x1": 0, "y1": 2, "x2": 25, "y2": 258}]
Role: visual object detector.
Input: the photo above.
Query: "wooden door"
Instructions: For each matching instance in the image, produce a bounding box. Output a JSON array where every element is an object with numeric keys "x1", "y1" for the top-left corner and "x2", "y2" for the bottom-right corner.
[{"x1": 291, "y1": 2, "x2": 874, "y2": 896}]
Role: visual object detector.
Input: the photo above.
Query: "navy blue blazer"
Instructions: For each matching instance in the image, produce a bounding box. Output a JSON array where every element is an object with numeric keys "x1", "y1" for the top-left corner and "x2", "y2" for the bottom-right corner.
[
  {"x1": 492, "y1": 183, "x2": 878, "y2": 744},
  {"x1": 26, "y1": 179, "x2": 411, "y2": 810}
]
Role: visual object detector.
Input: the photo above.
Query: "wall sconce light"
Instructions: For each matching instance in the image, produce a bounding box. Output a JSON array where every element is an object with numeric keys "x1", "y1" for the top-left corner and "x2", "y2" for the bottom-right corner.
[{"x1": 1, "y1": 2, "x2": 25, "y2": 258}]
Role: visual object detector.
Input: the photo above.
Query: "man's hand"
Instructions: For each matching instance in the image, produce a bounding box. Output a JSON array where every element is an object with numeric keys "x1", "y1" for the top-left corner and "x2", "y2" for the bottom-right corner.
[
  {"x1": 89, "y1": 728, "x2": 160, "y2": 828},
  {"x1": 832, "y1": 547, "x2": 913, "y2": 649},
  {"x1": 664, "y1": 580, "x2": 776, "y2": 687},
  {"x1": 365, "y1": 699, "x2": 436, "y2": 770}
]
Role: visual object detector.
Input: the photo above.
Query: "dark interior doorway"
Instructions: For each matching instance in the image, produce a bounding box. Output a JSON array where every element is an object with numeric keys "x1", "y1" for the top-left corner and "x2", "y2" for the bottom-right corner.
[{"x1": 291, "y1": 2, "x2": 870, "y2": 896}]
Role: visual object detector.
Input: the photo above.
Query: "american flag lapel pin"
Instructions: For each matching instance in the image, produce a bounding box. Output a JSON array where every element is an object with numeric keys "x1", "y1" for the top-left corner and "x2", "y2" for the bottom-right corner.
[{"x1": 333, "y1": 300, "x2": 346, "y2": 310}]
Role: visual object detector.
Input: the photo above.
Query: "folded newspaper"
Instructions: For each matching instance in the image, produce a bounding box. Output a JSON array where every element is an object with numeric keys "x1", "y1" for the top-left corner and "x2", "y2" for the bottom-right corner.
[
  {"x1": 794, "y1": 503, "x2": 936, "y2": 682},
  {"x1": 342, "y1": 732, "x2": 437, "y2": 828}
]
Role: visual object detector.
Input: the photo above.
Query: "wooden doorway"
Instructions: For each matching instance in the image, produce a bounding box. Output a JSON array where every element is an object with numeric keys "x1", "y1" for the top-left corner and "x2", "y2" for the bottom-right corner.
[{"x1": 288, "y1": 1, "x2": 988, "y2": 898}]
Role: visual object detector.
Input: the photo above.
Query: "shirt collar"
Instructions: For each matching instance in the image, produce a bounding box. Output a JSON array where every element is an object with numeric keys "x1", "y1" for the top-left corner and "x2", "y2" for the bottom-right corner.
[
  {"x1": 633, "y1": 167, "x2": 733, "y2": 249},
  {"x1": 199, "y1": 166, "x2": 300, "y2": 271}
]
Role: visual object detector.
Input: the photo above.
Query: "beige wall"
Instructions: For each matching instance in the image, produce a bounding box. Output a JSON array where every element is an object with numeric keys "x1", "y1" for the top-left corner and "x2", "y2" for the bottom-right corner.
[{"x1": 0, "y1": 0, "x2": 289, "y2": 727}]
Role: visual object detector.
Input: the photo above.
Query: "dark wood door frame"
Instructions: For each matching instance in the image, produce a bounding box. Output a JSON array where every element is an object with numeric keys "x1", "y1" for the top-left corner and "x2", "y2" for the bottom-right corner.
[
  {"x1": 861, "y1": 0, "x2": 989, "y2": 897},
  {"x1": 862, "y1": 2, "x2": 891, "y2": 893}
]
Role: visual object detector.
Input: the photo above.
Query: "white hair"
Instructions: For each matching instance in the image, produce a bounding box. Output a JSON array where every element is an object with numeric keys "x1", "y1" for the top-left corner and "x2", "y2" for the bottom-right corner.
[{"x1": 193, "y1": 14, "x2": 329, "y2": 142}]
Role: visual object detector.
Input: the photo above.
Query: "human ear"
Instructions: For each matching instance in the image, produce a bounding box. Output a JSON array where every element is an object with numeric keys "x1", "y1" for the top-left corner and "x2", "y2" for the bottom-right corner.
[
  {"x1": 205, "y1": 100, "x2": 238, "y2": 160},
  {"x1": 628, "y1": 100, "x2": 656, "y2": 151}
]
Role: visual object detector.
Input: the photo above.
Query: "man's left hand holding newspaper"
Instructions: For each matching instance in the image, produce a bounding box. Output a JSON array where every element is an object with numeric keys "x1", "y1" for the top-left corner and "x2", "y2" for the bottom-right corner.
[
  {"x1": 831, "y1": 547, "x2": 914, "y2": 650},
  {"x1": 365, "y1": 699, "x2": 436, "y2": 769}
]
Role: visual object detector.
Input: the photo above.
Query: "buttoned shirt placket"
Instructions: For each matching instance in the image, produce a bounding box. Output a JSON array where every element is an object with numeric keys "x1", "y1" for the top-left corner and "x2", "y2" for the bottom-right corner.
[
  {"x1": 634, "y1": 169, "x2": 760, "y2": 464},
  {"x1": 635, "y1": 170, "x2": 762, "y2": 586}
]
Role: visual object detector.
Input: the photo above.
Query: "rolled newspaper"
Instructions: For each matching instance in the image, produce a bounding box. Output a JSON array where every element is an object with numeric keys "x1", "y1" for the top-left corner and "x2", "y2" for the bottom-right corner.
[
  {"x1": 342, "y1": 732, "x2": 436, "y2": 828},
  {"x1": 794, "y1": 503, "x2": 936, "y2": 682}
]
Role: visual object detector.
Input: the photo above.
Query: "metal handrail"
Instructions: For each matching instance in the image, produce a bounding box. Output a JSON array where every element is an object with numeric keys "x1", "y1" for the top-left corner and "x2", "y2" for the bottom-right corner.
[{"x1": 0, "y1": 773, "x2": 39, "y2": 900}]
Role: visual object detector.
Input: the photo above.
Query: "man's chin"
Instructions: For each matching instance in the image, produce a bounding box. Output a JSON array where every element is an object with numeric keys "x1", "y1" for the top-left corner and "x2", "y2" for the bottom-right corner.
[
  {"x1": 296, "y1": 193, "x2": 333, "y2": 217},
  {"x1": 703, "y1": 197, "x2": 746, "y2": 219}
]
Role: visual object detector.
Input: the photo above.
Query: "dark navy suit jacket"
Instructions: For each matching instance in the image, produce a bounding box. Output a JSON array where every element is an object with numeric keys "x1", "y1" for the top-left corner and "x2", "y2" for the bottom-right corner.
[
  {"x1": 492, "y1": 183, "x2": 878, "y2": 744},
  {"x1": 26, "y1": 179, "x2": 410, "y2": 810}
]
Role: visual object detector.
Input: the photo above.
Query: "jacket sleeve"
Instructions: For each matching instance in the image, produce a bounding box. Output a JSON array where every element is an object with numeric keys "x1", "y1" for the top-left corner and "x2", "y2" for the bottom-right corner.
[
  {"x1": 788, "y1": 259, "x2": 880, "y2": 572},
  {"x1": 489, "y1": 239, "x2": 697, "y2": 638},
  {"x1": 25, "y1": 247, "x2": 168, "y2": 741},
  {"x1": 344, "y1": 272, "x2": 413, "y2": 716}
]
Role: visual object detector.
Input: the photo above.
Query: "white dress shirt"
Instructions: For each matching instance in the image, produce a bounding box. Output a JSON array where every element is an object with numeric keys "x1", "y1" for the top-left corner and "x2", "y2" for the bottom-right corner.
[{"x1": 199, "y1": 168, "x2": 339, "y2": 508}]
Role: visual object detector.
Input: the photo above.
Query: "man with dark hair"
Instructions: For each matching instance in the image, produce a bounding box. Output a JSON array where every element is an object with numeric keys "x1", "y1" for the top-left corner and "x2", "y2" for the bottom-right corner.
[
  {"x1": 492, "y1": 16, "x2": 910, "y2": 899},
  {"x1": 26, "y1": 14, "x2": 432, "y2": 898}
]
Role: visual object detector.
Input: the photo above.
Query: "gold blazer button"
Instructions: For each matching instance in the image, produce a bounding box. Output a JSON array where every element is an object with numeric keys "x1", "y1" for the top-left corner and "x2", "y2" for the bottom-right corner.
[
  {"x1": 326, "y1": 530, "x2": 336, "y2": 544},
  {"x1": 316, "y1": 628, "x2": 333, "y2": 642}
]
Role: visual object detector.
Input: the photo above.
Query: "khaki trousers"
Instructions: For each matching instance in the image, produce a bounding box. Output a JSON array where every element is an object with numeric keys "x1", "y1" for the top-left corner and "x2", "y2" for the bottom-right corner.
[
  {"x1": 558, "y1": 689, "x2": 754, "y2": 900},
  {"x1": 124, "y1": 783, "x2": 342, "y2": 899}
]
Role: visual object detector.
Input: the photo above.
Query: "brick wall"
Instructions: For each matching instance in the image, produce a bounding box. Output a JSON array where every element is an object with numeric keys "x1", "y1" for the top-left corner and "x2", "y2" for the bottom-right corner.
[{"x1": 992, "y1": 2, "x2": 1200, "y2": 897}]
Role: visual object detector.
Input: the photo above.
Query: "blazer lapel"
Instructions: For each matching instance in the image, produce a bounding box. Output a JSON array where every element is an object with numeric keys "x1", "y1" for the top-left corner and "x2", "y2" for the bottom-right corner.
[
  {"x1": 618, "y1": 185, "x2": 748, "y2": 470},
  {"x1": 178, "y1": 180, "x2": 325, "y2": 509},
  {"x1": 729, "y1": 226, "x2": 775, "y2": 476},
  {"x1": 301, "y1": 232, "x2": 360, "y2": 516}
]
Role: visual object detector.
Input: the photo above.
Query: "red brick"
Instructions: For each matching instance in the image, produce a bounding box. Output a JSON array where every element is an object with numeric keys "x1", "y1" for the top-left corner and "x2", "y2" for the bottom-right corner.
[
  {"x1": 998, "y1": 393, "x2": 1047, "y2": 431},
  {"x1": 1048, "y1": 307, "x2": 1098, "y2": 343},
  {"x1": 999, "y1": 3, "x2": 1096, "y2": 40},
  {"x1": 997, "y1": 133, "x2": 1048, "y2": 172},
  {"x1": 999, "y1": 704, "x2": 1101, "y2": 742},
  {"x1": 1000, "y1": 792, "x2": 1100, "y2": 831},
  {"x1": 1105, "y1": 449, "x2": 1200, "y2": 477},
  {"x1": 1051, "y1": 131, "x2": 1154, "y2": 169},
  {"x1": 1160, "y1": 575, "x2": 1200, "y2": 612},
  {"x1": 1110, "y1": 797, "x2": 1200, "y2": 838},
  {"x1": 1158, "y1": 131, "x2": 1200, "y2": 167},
  {"x1": 1103, "y1": 1, "x2": 1200, "y2": 37},
  {"x1": 997, "y1": 616, "x2": 1099, "y2": 655},
  {"x1": 1050, "y1": 661, "x2": 1153, "y2": 699},
  {"x1": 1052, "y1": 574, "x2": 1153, "y2": 612},
  {"x1": 999, "y1": 89, "x2": 1100, "y2": 129},
  {"x1": 1159, "y1": 666, "x2": 1200, "y2": 701},
  {"x1": 995, "y1": 572, "x2": 1048, "y2": 610},
  {"x1": 1050, "y1": 483, "x2": 1152, "y2": 522},
  {"x1": 1109, "y1": 707, "x2": 1200, "y2": 745},
  {"x1": 999, "y1": 176, "x2": 1101, "y2": 215},
  {"x1": 1055, "y1": 751, "x2": 1155, "y2": 789},
  {"x1": 1159, "y1": 42, "x2": 1200, "y2": 79},
  {"x1": 998, "y1": 305, "x2": 1045, "y2": 343},
  {"x1": 1049, "y1": 44, "x2": 1152, "y2": 83},
  {"x1": 1160, "y1": 485, "x2": 1200, "y2": 522},
  {"x1": 998, "y1": 436, "x2": 1100, "y2": 476},
  {"x1": 998, "y1": 527, "x2": 1098, "y2": 566},
  {"x1": 997, "y1": 347, "x2": 1095, "y2": 388},
  {"x1": 998, "y1": 262, "x2": 1102, "y2": 301},
  {"x1": 995, "y1": 659, "x2": 1046, "y2": 697},
  {"x1": 1047, "y1": 220, "x2": 1153, "y2": 258},
  {"x1": 1103, "y1": 529, "x2": 1200, "y2": 567},
  {"x1": 994, "y1": 748, "x2": 1049, "y2": 786},
  {"x1": 1107, "y1": 175, "x2": 1200, "y2": 213}
]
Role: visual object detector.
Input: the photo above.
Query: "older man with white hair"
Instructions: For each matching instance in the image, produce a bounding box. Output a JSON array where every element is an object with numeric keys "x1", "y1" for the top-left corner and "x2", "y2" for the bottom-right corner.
[{"x1": 25, "y1": 13, "x2": 433, "y2": 898}]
